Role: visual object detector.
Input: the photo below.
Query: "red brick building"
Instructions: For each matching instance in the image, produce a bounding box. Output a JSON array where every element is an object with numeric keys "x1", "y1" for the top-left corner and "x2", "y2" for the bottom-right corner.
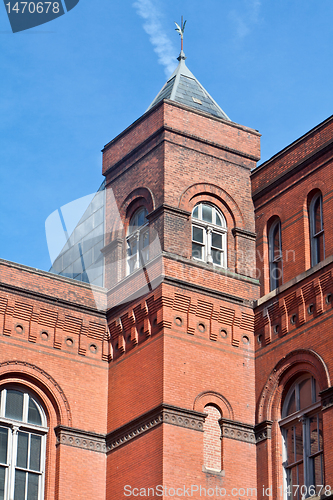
[{"x1": 0, "y1": 51, "x2": 332, "y2": 500}]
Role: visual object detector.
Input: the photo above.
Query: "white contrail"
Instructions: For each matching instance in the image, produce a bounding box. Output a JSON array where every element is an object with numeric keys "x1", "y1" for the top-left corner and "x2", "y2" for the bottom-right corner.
[{"x1": 133, "y1": 0, "x2": 177, "y2": 77}]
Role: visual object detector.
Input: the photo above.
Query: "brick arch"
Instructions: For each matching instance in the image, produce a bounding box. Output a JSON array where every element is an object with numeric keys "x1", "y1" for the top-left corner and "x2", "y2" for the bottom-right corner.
[
  {"x1": 193, "y1": 391, "x2": 234, "y2": 420},
  {"x1": 257, "y1": 349, "x2": 330, "y2": 423},
  {"x1": 106, "y1": 187, "x2": 155, "y2": 239},
  {"x1": 178, "y1": 183, "x2": 244, "y2": 229},
  {"x1": 121, "y1": 187, "x2": 155, "y2": 218},
  {"x1": 0, "y1": 361, "x2": 72, "y2": 427}
]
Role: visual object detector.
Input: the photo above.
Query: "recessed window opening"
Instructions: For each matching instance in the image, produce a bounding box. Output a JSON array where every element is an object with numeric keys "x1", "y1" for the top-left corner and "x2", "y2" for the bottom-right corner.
[
  {"x1": 0, "y1": 387, "x2": 48, "y2": 500},
  {"x1": 280, "y1": 376, "x2": 323, "y2": 500},
  {"x1": 269, "y1": 219, "x2": 283, "y2": 291},
  {"x1": 309, "y1": 193, "x2": 325, "y2": 267},
  {"x1": 192, "y1": 203, "x2": 227, "y2": 268},
  {"x1": 126, "y1": 207, "x2": 149, "y2": 275}
]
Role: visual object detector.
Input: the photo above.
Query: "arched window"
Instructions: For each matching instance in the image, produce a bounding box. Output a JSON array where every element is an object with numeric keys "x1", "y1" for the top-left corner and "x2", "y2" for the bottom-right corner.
[
  {"x1": 280, "y1": 376, "x2": 323, "y2": 500},
  {"x1": 192, "y1": 203, "x2": 227, "y2": 267},
  {"x1": 126, "y1": 207, "x2": 149, "y2": 275},
  {"x1": 309, "y1": 193, "x2": 325, "y2": 267},
  {"x1": 0, "y1": 387, "x2": 47, "y2": 500},
  {"x1": 269, "y1": 219, "x2": 283, "y2": 291}
]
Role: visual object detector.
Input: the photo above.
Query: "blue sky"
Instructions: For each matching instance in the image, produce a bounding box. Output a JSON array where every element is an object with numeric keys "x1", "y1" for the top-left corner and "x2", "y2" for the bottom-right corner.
[{"x1": 1, "y1": 0, "x2": 333, "y2": 271}]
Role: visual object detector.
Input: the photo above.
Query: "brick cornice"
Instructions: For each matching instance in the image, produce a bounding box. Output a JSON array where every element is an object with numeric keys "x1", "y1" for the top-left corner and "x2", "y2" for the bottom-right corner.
[
  {"x1": 320, "y1": 386, "x2": 333, "y2": 410},
  {"x1": 220, "y1": 418, "x2": 256, "y2": 444},
  {"x1": 0, "y1": 280, "x2": 106, "y2": 318},
  {"x1": 106, "y1": 404, "x2": 206, "y2": 453},
  {"x1": 54, "y1": 425, "x2": 106, "y2": 453},
  {"x1": 254, "y1": 420, "x2": 273, "y2": 442}
]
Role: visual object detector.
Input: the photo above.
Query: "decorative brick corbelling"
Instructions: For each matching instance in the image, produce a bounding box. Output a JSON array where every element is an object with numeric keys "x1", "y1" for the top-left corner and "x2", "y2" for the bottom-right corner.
[
  {"x1": 255, "y1": 420, "x2": 273, "y2": 443},
  {"x1": 54, "y1": 425, "x2": 106, "y2": 453},
  {"x1": 220, "y1": 418, "x2": 256, "y2": 444},
  {"x1": 106, "y1": 404, "x2": 206, "y2": 452},
  {"x1": 320, "y1": 386, "x2": 333, "y2": 411}
]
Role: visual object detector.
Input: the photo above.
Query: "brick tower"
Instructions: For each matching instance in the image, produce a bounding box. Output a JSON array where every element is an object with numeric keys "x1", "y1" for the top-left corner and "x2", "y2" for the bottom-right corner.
[{"x1": 102, "y1": 50, "x2": 261, "y2": 497}]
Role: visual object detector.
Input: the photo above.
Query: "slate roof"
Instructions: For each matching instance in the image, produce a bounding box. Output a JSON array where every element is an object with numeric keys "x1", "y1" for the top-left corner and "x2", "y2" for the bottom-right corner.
[{"x1": 147, "y1": 51, "x2": 230, "y2": 121}]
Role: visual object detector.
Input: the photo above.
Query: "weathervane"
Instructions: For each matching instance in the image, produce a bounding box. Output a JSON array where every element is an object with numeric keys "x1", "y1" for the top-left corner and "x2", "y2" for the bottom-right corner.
[{"x1": 175, "y1": 16, "x2": 186, "y2": 52}]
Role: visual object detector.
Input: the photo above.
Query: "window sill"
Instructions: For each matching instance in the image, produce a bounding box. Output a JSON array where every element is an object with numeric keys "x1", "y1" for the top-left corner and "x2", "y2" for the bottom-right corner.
[{"x1": 202, "y1": 466, "x2": 225, "y2": 476}]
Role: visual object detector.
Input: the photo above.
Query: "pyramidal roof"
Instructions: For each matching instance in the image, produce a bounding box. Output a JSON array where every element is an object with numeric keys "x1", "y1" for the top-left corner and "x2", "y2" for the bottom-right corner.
[{"x1": 147, "y1": 51, "x2": 231, "y2": 121}]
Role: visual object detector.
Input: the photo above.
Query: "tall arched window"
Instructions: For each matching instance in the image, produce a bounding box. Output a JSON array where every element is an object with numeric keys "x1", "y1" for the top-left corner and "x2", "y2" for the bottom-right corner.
[
  {"x1": 0, "y1": 387, "x2": 47, "y2": 500},
  {"x1": 126, "y1": 207, "x2": 149, "y2": 275},
  {"x1": 269, "y1": 218, "x2": 283, "y2": 291},
  {"x1": 280, "y1": 376, "x2": 323, "y2": 500},
  {"x1": 192, "y1": 203, "x2": 227, "y2": 267},
  {"x1": 309, "y1": 193, "x2": 325, "y2": 267}
]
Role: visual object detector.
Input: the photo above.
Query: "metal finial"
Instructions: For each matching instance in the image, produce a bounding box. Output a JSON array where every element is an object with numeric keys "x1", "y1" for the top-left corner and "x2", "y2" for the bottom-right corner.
[{"x1": 175, "y1": 16, "x2": 186, "y2": 52}]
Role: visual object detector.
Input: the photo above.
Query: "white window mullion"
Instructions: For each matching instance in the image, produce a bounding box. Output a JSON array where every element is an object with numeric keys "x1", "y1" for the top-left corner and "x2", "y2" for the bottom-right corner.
[
  {"x1": 9, "y1": 426, "x2": 19, "y2": 500},
  {"x1": 206, "y1": 227, "x2": 213, "y2": 264}
]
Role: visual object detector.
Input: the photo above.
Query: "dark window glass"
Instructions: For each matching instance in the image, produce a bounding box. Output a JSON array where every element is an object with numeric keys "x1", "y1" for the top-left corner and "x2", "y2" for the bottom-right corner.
[
  {"x1": 27, "y1": 473, "x2": 39, "y2": 500},
  {"x1": 0, "y1": 428, "x2": 8, "y2": 464},
  {"x1": 28, "y1": 398, "x2": 41, "y2": 426},
  {"x1": 14, "y1": 470, "x2": 26, "y2": 500},
  {"x1": 30, "y1": 435, "x2": 41, "y2": 472},
  {"x1": 6, "y1": 391, "x2": 24, "y2": 421},
  {"x1": 17, "y1": 432, "x2": 29, "y2": 469}
]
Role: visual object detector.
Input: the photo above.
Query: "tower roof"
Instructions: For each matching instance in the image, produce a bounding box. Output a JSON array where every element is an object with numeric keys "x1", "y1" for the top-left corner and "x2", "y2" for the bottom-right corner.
[{"x1": 147, "y1": 51, "x2": 231, "y2": 121}]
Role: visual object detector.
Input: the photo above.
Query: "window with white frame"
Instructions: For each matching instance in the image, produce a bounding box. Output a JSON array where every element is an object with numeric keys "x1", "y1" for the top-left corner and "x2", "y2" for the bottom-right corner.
[
  {"x1": 126, "y1": 207, "x2": 149, "y2": 275},
  {"x1": 309, "y1": 193, "x2": 325, "y2": 267},
  {"x1": 269, "y1": 218, "x2": 283, "y2": 291},
  {"x1": 280, "y1": 376, "x2": 323, "y2": 500},
  {"x1": 0, "y1": 388, "x2": 47, "y2": 500},
  {"x1": 191, "y1": 203, "x2": 227, "y2": 267}
]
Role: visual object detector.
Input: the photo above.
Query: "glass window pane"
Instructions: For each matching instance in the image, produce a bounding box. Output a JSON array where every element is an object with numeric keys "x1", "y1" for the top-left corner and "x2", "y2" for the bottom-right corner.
[
  {"x1": 310, "y1": 415, "x2": 319, "y2": 455},
  {"x1": 5, "y1": 390, "x2": 24, "y2": 421},
  {"x1": 0, "y1": 466, "x2": 5, "y2": 500},
  {"x1": 127, "y1": 239, "x2": 137, "y2": 257},
  {"x1": 299, "y1": 378, "x2": 312, "y2": 410},
  {"x1": 314, "y1": 197, "x2": 322, "y2": 234},
  {"x1": 141, "y1": 248, "x2": 149, "y2": 265},
  {"x1": 315, "y1": 234, "x2": 324, "y2": 263},
  {"x1": 286, "y1": 391, "x2": 296, "y2": 416},
  {"x1": 141, "y1": 231, "x2": 149, "y2": 249},
  {"x1": 27, "y1": 473, "x2": 39, "y2": 500},
  {"x1": 192, "y1": 206, "x2": 199, "y2": 219},
  {"x1": 202, "y1": 205, "x2": 212, "y2": 223},
  {"x1": 215, "y1": 213, "x2": 222, "y2": 226},
  {"x1": 294, "y1": 421, "x2": 303, "y2": 463},
  {"x1": 28, "y1": 398, "x2": 41, "y2": 426},
  {"x1": 297, "y1": 463, "x2": 304, "y2": 497},
  {"x1": 273, "y1": 223, "x2": 281, "y2": 259},
  {"x1": 285, "y1": 427, "x2": 293, "y2": 464},
  {"x1": 314, "y1": 455, "x2": 323, "y2": 490},
  {"x1": 29, "y1": 435, "x2": 41, "y2": 472},
  {"x1": 212, "y1": 232, "x2": 222, "y2": 249},
  {"x1": 192, "y1": 226, "x2": 203, "y2": 243},
  {"x1": 212, "y1": 249, "x2": 222, "y2": 266},
  {"x1": 0, "y1": 428, "x2": 8, "y2": 464},
  {"x1": 318, "y1": 413, "x2": 323, "y2": 451},
  {"x1": 192, "y1": 243, "x2": 203, "y2": 260},
  {"x1": 137, "y1": 209, "x2": 146, "y2": 228},
  {"x1": 14, "y1": 470, "x2": 26, "y2": 500},
  {"x1": 17, "y1": 432, "x2": 29, "y2": 469},
  {"x1": 290, "y1": 466, "x2": 298, "y2": 500}
]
